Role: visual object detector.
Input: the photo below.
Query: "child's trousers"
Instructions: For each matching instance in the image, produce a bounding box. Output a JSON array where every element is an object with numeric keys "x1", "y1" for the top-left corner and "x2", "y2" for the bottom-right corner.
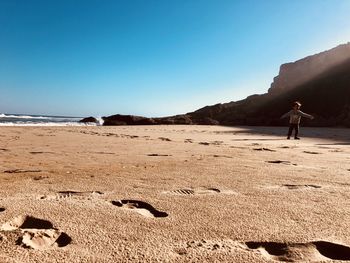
[{"x1": 288, "y1": 123, "x2": 299, "y2": 138}]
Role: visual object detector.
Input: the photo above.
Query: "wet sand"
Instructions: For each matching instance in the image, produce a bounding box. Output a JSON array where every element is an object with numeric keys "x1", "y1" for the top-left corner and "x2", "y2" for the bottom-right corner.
[{"x1": 0, "y1": 125, "x2": 350, "y2": 262}]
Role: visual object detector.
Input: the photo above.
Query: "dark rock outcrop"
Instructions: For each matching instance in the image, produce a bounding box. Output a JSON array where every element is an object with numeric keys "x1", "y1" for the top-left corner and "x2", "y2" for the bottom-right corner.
[
  {"x1": 154, "y1": 115, "x2": 193, "y2": 125},
  {"x1": 101, "y1": 113, "x2": 220, "y2": 126},
  {"x1": 102, "y1": 114, "x2": 156, "y2": 126},
  {"x1": 79, "y1": 117, "x2": 98, "y2": 123},
  {"x1": 102, "y1": 114, "x2": 193, "y2": 126}
]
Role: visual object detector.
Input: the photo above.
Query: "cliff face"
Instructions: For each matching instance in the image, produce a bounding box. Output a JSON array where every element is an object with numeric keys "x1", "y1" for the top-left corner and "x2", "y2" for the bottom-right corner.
[{"x1": 268, "y1": 43, "x2": 350, "y2": 94}]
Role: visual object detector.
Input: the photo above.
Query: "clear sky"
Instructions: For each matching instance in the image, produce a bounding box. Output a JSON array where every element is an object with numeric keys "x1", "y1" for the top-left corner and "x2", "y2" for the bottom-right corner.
[{"x1": 1, "y1": 0, "x2": 350, "y2": 117}]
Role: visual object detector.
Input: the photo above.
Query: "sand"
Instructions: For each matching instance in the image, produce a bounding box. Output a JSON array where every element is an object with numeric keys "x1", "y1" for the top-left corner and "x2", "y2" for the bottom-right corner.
[{"x1": 0, "y1": 125, "x2": 350, "y2": 262}]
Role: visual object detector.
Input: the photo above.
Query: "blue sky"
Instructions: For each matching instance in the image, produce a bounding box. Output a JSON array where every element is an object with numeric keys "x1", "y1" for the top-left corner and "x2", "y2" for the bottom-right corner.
[{"x1": 1, "y1": 0, "x2": 350, "y2": 117}]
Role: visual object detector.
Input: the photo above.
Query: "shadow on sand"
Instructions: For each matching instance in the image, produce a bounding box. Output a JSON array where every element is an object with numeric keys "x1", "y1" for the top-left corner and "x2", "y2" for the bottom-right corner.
[{"x1": 214, "y1": 126, "x2": 350, "y2": 143}]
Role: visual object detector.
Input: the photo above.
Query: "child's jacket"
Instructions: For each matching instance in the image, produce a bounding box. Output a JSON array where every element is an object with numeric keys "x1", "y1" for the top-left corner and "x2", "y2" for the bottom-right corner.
[{"x1": 281, "y1": 110, "x2": 313, "y2": 124}]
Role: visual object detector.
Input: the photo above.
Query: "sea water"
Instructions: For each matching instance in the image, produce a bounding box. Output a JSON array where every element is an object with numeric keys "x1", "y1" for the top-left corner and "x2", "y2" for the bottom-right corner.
[{"x1": 0, "y1": 113, "x2": 102, "y2": 126}]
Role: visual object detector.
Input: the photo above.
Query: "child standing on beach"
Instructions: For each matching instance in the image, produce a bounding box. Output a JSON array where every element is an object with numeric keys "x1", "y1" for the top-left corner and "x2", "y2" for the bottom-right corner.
[{"x1": 281, "y1": 101, "x2": 314, "y2": 140}]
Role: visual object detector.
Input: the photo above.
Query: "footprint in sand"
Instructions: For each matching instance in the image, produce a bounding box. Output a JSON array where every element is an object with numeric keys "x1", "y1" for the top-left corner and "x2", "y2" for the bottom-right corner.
[
  {"x1": 163, "y1": 187, "x2": 236, "y2": 196},
  {"x1": 254, "y1": 148, "x2": 276, "y2": 152},
  {"x1": 111, "y1": 200, "x2": 168, "y2": 218},
  {"x1": 147, "y1": 153, "x2": 171, "y2": 157},
  {"x1": 32, "y1": 175, "x2": 49, "y2": 181},
  {"x1": 103, "y1": 132, "x2": 119, "y2": 137},
  {"x1": 158, "y1": 137, "x2": 172, "y2": 141},
  {"x1": 91, "y1": 151, "x2": 115, "y2": 155},
  {"x1": 39, "y1": 190, "x2": 103, "y2": 200},
  {"x1": 1, "y1": 215, "x2": 54, "y2": 230},
  {"x1": 303, "y1": 151, "x2": 322, "y2": 154},
  {"x1": 211, "y1": 141, "x2": 224, "y2": 145},
  {"x1": 281, "y1": 184, "x2": 321, "y2": 190},
  {"x1": 120, "y1": 134, "x2": 139, "y2": 139},
  {"x1": 183, "y1": 239, "x2": 236, "y2": 252},
  {"x1": 279, "y1": 146, "x2": 298, "y2": 149},
  {"x1": 21, "y1": 229, "x2": 71, "y2": 250},
  {"x1": 212, "y1": 154, "x2": 233, "y2": 158},
  {"x1": 29, "y1": 151, "x2": 54, "y2": 155},
  {"x1": 176, "y1": 239, "x2": 254, "y2": 256},
  {"x1": 1, "y1": 215, "x2": 71, "y2": 250},
  {"x1": 244, "y1": 241, "x2": 350, "y2": 262},
  {"x1": 266, "y1": 160, "x2": 297, "y2": 166},
  {"x1": 329, "y1": 149, "x2": 343, "y2": 153},
  {"x1": 4, "y1": 169, "x2": 42, "y2": 174}
]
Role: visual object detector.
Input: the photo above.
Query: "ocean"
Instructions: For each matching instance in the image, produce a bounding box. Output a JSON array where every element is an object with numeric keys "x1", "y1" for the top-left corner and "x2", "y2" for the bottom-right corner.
[{"x1": 0, "y1": 113, "x2": 101, "y2": 126}]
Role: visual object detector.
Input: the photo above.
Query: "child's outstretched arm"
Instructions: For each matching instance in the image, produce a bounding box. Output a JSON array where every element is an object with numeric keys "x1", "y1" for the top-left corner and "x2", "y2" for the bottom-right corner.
[
  {"x1": 280, "y1": 110, "x2": 292, "y2": 119},
  {"x1": 298, "y1": 110, "x2": 314, "y2": 119}
]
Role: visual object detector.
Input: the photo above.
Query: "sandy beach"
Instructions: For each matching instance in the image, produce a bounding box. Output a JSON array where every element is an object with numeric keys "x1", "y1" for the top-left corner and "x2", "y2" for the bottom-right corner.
[{"x1": 0, "y1": 125, "x2": 350, "y2": 262}]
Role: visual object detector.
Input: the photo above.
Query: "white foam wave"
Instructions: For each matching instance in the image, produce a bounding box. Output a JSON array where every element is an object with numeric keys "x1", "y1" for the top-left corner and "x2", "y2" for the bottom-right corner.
[
  {"x1": 96, "y1": 117, "x2": 104, "y2": 126},
  {"x1": 0, "y1": 113, "x2": 53, "y2": 119},
  {"x1": 0, "y1": 122, "x2": 96, "y2": 127}
]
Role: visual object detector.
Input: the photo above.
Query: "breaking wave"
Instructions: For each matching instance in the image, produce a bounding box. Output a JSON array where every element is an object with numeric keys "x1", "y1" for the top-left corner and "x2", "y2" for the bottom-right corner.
[{"x1": 0, "y1": 113, "x2": 97, "y2": 126}]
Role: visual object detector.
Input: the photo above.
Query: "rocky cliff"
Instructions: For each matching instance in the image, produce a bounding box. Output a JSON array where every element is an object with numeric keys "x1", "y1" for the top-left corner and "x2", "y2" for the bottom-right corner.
[{"x1": 268, "y1": 43, "x2": 350, "y2": 94}]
